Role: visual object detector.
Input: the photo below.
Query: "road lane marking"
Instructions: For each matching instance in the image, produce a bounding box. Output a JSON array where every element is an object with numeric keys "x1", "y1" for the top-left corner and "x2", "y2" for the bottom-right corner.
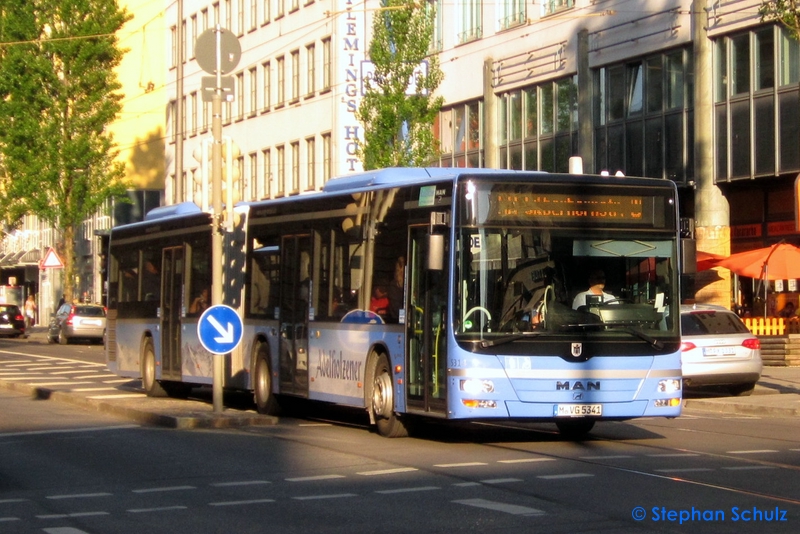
[
  {"x1": 32, "y1": 382, "x2": 95, "y2": 387},
  {"x1": 647, "y1": 453, "x2": 701, "y2": 457},
  {"x1": 655, "y1": 468, "x2": 713, "y2": 473},
  {"x1": 434, "y1": 462, "x2": 488, "y2": 468},
  {"x1": 71, "y1": 387, "x2": 117, "y2": 392},
  {"x1": 286, "y1": 475, "x2": 346, "y2": 482},
  {"x1": 579, "y1": 455, "x2": 633, "y2": 460},
  {"x1": 726, "y1": 449, "x2": 778, "y2": 454},
  {"x1": 375, "y1": 486, "x2": 440, "y2": 494},
  {"x1": 209, "y1": 498, "x2": 276, "y2": 506},
  {"x1": 0, "y1": 517, "x2": 20, "y2": 522},
  {"x1": 498, "y1": 458, "x2": 555, "y2": 464},
  {"x1": 37, "y1": 512, "x2": 109, "y2": 519},
  {"x1": 722, "y1": 466, "x2": 778, "y2": 471},
  {"x1": 481, "y1": 478, "x2": 523, "y2": 484},
  {"x1": 46, "y1": 493, "x2": 112, "y2": 500},
  {"x1": 292, "y1": 493, "x2": 356, "y2": 500},
  {"x1": 452, "y1": 482, "x2": 481, "y2": 487},
  {"x1": 0, "y1": 499, "x2": 27, "y2": 504},
  {"x1": 537, "y1": 473, "x2": 594, "y2": 480},
  {"x1": 211, "y1": 480, "x2": 271, "y2": 487},
  {"x1": 132, "y1": 486, "x2": 196, "y2": 493},
  {"x1": 43, "y1": 529, "x2": 92, "y2": 534},
  {"x1": 453, "y1": 499, "x2": 545, "y2": 516},
  {"x1": 0, "y1": 425, "x2": 139, "y2": 438},
  {"x1": 357, "y1": 468, "x2": 418, "y2": 476},
  {"x1": 127, "y1": 506, "x2": 187, "y2": 513}
]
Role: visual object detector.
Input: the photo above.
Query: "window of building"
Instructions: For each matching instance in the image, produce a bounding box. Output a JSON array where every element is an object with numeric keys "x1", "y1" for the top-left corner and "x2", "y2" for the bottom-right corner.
[
  {"x1": 498, "y1": 0, "x2": 525, "y2": 31},
  {"x1": 431, "y1": 0, "x2": 443, "y2": 50},
  {"x1": 170, "y1": 26, "x2": 177, "y2": 68},
  {"x1": 237, "y1": 0, "x2": 245, "y2": 35},
  {"x1": 249, "y1": 152, "x2": 258, "y2": 201},
  {"x1": 250, "y1": 0, "x2": 257, "y2": 31},
  {"x1": 262, "y1": 148, "x2": 271, "y2": 199},
  {"x1": 291, "y1": 49, "x2": 300, "y2": 102},
  {"x1": 306, "y1": 43, "x2": 316, "y2": 96},
  {"x1": 306, "y1": 136, "x2": 316, "y2": 190},
  {"x1": 542, "y1": 0, "x2": 573, "y2": 17},
  {"x1": 437, "y1": 101, "x2": 483, "y2": 167},
  {"x1": 225, "y1": 0, "x2": 232, "y2": 30},
  {"x1": 202, "y1": 100, "x2": 209, "y2": 132},
  {"x1": 236, "y1": 71, "x2": 245, "y2": 120},
  {"x1": 262, "y1": 60, "x2": 271, "y2": 110},
  {"x1": 190, "y1": 15, "x2": 198, "y2": 59},
  {"x1": 291, "y1": 141, "x2": 300, "y2": 193},
  {"x1": 322, "y1": 37, "x2": 332, "y2": 91},
  {"x1": 596, "y1": 49, "x2": 693, "y2": 183},
  {"x1": 457, "y1": 0, "x2": 481, "y2": 44},
  {"x1": 201, "y1": 8, "x2": 209, "y2": 30},
  {"x1": 276, "y1": 145, "x2": 285, "y2": 196},
  {"x1": 322, "y1": 132, "x2": 332, "y2": 183},
  {"x1": 715, "y1": 26, "x2": 800, "y2": 180},
  {"x1": 190, "y1": 92, "x2": 198, "y2": 135},
  {"x1": 277, "y1": 56, "x2": 285, "y2": 106},
  {"x1": 499, "y1": 77, "x2": 576, "y2": 172},
  {"x1": 249, "y1": 67, "x2": 258, "y2": 116},
  {"x1": 262, "y1": 0, "x2": 270, "y2": 24}
]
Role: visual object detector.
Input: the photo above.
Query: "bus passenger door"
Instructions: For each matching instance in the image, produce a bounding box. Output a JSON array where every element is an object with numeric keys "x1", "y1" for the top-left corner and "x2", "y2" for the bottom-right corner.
[
  {"x1": 279, "y1": 235, "x2": 311, "y2": 396},
  {"x1": 161, "y1": 246, "x2": 183, "y2": 381},
  {"x1": 406, "y1": 227, "x2": 447, "y2": 415}
]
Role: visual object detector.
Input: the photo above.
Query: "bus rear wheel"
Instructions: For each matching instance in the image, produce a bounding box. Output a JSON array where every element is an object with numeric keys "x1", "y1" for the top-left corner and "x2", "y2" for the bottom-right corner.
[
  {"x1": 141, "y1": 338, "x2": 167, "y2": 397},
  {"x1": 371, "y1": 353, "x2": 408, "y2": 438},
  {"x1": 254, "y1": 343, "x2": 279, "y2": 415}
]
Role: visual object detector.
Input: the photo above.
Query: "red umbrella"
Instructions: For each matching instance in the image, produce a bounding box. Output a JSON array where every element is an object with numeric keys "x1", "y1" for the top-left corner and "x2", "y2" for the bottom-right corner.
[
  {"x1": 715, "y1": 242, "x2": 800, "y2": 280},
  {"x1": 696, "y1": 250, "x2": 725, "y2": 272}
]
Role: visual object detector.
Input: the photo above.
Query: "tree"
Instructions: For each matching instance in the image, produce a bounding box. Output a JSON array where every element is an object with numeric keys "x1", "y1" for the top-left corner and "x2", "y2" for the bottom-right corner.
[
  {"x1": 356, "y1": 0, "x2": 444, "y2": 170},
  {"x1": 760, "y1": 0, "x2": 800, "y2": 37},
  {"x1": 0, "y1": 0, "x2": 130, "y2": 303}
]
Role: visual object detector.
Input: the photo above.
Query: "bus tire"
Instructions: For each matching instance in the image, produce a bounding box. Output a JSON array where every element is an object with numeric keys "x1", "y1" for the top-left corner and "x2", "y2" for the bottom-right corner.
[
  {"x1": 141, "y1": 337, "x2": 167, "y2": 397},
  {"x1": 370, "y1": 353, "x2": 408, "y2": 438},
  {"x1": 555, "y1": 419, "x2": 595, "y2": 439},
  {"x1": 254, "y1": 342, "x2": 279, "y2": 415}
]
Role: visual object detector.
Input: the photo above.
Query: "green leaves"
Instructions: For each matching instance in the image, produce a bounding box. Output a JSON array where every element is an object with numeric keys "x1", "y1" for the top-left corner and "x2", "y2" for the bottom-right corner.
[
  {"x1": 0, "y1": 0, "x2": 130, "y2": 298},
  {"x1": 356, "y1": 0, "x2": 444, "y2": 170}
]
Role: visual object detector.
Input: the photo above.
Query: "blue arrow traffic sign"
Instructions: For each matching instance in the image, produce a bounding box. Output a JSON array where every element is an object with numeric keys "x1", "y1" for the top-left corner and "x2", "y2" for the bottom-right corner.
[{"x1": 197, "y1": 304, "x2": 243, "y2": 355}]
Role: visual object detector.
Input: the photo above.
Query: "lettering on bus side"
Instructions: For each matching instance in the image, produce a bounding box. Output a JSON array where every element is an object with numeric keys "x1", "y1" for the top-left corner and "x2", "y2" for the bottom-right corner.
[
  {"x1": 315, "y1": 349, "x2": 363, "y2": 381},
  {"x1": 555, "y1": 381, "x2": 600, "y2": 391}
]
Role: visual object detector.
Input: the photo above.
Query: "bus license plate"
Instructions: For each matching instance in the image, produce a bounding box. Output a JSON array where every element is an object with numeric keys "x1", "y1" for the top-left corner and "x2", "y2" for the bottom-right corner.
[{"x1": 554, "y1": 404, "x2": 602, "y2": 417}]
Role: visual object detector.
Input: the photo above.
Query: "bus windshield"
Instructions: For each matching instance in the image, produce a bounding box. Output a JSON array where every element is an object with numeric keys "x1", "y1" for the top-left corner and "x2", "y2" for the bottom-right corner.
[{"x1": 454, "y1": 180, "x2": 679, "y2": 345}]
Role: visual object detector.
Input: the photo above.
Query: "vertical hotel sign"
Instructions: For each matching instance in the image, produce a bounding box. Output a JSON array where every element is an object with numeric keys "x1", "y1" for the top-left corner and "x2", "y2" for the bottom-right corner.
[{"x1": 338, "y1": 0, "x2": 366, "y2": 174}]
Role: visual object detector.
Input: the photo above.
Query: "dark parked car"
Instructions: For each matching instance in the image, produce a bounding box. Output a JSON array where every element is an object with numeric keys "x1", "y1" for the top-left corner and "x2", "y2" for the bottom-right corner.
[
  {"x1": 0, "y1": 304, "x2": 26, "y2": 338},
  {"x1": 48, "y1": 303, "x2": 106, "y2": 345}
]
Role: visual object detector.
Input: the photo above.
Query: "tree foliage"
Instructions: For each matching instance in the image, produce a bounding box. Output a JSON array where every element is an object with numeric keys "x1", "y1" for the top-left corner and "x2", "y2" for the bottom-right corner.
[
  {"x1": 760, "y1": 0, "x2": 800, "y2": 38},
  {"x1": 0, "y1": 0, "x2": 130, "y2": 301},
  {"x1": 356, "y1": 0, "x2": 444, "y2": 170}
]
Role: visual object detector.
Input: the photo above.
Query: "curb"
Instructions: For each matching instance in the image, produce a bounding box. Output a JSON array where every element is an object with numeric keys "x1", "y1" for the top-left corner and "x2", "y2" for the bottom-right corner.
[
  {"x1": 1, "y1": 380, "x2": 279, "y2": 430},
  {"x1": 683, "y1": 394, "x2": 800, "y2": 418}
]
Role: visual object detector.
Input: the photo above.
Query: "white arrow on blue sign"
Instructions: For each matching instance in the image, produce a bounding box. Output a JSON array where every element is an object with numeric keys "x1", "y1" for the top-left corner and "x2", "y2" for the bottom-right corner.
[{"x1": 197, "y1": 304, "x2": 243, "y2": 355}]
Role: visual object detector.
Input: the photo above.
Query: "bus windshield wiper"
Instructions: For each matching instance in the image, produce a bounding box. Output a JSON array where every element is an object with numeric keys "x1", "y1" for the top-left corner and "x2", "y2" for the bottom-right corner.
[
  {"x1": 479, "y1": 331, "x2": 544, "y2": 348},
  {"x1": 558, "y1": 322, "x2": 664, "y2": 350}
]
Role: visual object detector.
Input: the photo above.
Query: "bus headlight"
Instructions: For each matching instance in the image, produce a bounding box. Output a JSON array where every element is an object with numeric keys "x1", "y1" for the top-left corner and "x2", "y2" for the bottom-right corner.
[
  {"x1": 657, "y1": 379, "x2": 682, "y2": 394},
  {"x1": 460, "y1": 379, "x2": 495, "y2": 395}
]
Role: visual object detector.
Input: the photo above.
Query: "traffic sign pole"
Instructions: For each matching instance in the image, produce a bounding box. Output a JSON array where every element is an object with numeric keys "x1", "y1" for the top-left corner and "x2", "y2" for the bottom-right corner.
[
  {"x1": 211, "y1": 25, "x2": 225, "y2": 413},
  {"x1": 195, "y1": 25, "x2": 241, "y2": 414}
]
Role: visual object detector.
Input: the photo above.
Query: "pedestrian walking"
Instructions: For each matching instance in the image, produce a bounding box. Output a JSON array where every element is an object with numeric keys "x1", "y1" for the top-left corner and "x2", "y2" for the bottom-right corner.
[{"x1": 24, "y1": 294, "x2": 37, "y2": 329}]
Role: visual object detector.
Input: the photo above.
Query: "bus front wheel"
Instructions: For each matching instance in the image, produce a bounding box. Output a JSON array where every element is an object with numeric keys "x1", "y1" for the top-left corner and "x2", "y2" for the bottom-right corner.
[
  {"x1": 254, "y1": 343, "x2": 280, "y2": 415},
  {"x1": 370, "y1": 353, "x2": 408, "y2": 438},
  {"x1": 141, "y1": 338, "x2": 167, "y2": 397}
]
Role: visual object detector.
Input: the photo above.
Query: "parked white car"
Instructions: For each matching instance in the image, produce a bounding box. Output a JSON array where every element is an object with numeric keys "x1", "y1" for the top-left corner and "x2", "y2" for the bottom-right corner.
[{"x1": 680, "y1": 304, "x2": 763, "y2": 396}]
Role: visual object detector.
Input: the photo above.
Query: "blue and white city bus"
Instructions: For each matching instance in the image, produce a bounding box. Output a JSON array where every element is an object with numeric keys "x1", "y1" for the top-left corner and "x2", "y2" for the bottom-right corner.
[{"x1": 106, "y1": 167, "x2": 684, "y2": 437}]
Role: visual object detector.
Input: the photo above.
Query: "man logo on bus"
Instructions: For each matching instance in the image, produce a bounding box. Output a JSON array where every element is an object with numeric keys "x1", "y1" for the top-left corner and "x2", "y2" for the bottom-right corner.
[{"x1": 571, "y1": 342, "x2": 583, "y2": 357}]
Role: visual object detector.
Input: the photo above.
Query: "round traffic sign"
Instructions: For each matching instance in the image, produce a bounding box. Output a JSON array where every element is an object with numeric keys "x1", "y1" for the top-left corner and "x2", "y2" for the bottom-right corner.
[
  {"x1": 195, "y1": 27, "x2": 242, "y2": 75},
  {"x1": 197, "y1": 304, "x2": 243, "y2": 355}
]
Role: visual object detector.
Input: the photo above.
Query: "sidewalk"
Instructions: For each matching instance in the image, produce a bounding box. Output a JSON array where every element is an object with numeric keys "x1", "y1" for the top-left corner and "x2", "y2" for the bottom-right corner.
[{"x1": 683, "y1": 366, "x2": 800, "y2": 417}]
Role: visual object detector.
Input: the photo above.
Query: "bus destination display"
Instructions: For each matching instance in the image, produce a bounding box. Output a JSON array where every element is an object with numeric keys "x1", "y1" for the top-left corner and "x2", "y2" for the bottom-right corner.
[{"x1": 492, "y1": 193, "x2": 653, "y2": 225}]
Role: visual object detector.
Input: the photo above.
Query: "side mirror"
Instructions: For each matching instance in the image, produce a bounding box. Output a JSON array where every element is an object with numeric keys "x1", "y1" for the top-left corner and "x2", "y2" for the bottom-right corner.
[
  {"x1": 681, "y1": 238, "x2": 697, "y2": 275},
  {"x1": 426, "y1": 234, "x2": 444, "y2": 271}
]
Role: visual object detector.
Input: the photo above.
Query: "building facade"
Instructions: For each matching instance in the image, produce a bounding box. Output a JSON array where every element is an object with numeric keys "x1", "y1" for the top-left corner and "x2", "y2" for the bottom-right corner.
[{"x1": 3, "y1": 0, "x2": 797, "y2": 316}]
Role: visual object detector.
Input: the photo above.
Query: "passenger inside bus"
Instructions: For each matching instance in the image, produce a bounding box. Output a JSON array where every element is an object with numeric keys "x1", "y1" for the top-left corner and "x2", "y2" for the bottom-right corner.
[{"x1": 189, "y1": 288, "x2": 209, "y2": 314}]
